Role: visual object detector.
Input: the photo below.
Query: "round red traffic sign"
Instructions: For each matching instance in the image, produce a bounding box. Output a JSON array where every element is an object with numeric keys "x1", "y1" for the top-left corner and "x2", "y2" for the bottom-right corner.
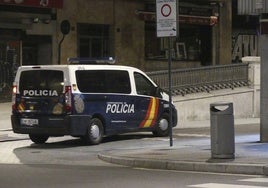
[{"x1": 161, "y1": 4, "x2": 172, "y2": 17}]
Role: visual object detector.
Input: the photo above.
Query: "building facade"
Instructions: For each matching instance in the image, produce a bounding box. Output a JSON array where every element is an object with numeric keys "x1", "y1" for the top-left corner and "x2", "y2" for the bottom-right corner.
[
  {"x1": 0, "y1": 0, "x2": 232, "y2": 95},
  {"x1": 0, "y1": 0, "x2": 232, "y2": 71},
  {"x1": 232, "y1": 0, "x2": 263, "y2": 62},
  {"x1": 0, "y1": 0, "x2": 61, "y2": 86}
]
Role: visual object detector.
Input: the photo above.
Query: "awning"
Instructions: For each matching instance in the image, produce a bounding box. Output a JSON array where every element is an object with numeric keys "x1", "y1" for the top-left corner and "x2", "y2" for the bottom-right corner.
[
  {"x1": 136, "y1": 10, "x2": 218, "y2": 26},
  {"x1": 179, "y1": 15, "x2": 218, "y2": 26}
]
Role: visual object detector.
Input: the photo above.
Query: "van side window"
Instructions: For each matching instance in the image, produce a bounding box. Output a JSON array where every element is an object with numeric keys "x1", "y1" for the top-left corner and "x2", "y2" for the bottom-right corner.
[
  {"x1": 134, "y1": 72, "x2": 156, "y2": 96},
  {"x1": 76, "y1": 70, "x2": 131, "y2": 94}
]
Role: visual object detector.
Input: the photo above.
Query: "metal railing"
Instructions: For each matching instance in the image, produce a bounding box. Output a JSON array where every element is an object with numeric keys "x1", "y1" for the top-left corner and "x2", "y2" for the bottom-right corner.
[{"x1": 147, "y1": 63, "x2": 249, "y2": 96}]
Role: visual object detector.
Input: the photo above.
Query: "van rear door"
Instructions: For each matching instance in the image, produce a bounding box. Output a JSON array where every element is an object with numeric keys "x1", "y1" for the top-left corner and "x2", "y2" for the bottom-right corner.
[{"x1": 14, "y1": 68, "x2": 65, "y2": 115}]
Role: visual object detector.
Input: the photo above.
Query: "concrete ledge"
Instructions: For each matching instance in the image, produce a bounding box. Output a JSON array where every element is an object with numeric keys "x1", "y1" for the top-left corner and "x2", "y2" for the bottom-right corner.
[
  {"x1": 167, "y1": 161, "x2": 194, "y2": 171},
  {"x1": 98, "y1": 153, "x2": 267, "y2": 176},
  {"x1": 172, "y1": 87, "x2": 260, "y2": 127},
  {"x1": 225, "y1": 163, "x2": 264, "y2": 175},
  {"x1": 134, "y1": 158, "x2": 167, "y2": 169}
]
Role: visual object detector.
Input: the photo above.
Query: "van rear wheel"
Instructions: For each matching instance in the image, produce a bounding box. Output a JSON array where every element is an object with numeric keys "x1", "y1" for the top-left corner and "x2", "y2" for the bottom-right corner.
[
  {"x1": 29, "y1": 134, "x2": 49, "y2": 144},
  {"x1": 83, "y1": 118, "x2": 104, "y2": 145},
  {"x1": 153, "y1": 113, "x2": 169, "y2": 137}
]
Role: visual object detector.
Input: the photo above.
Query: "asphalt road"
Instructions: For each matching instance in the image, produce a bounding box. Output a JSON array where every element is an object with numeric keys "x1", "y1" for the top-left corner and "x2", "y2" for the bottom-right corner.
[
  {"x1": 1, "y1": 99, "x2": 265, "y2": 187},
  {"x1": 0, "y1": 161, "x2": 266, "y2": 188},
  {"x1": 0, "y1": 124, "x2": 266, "y2": 188}
]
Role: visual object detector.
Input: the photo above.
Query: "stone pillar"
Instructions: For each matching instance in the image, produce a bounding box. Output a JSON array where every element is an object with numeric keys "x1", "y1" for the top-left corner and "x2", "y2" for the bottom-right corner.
[
  {"x1": 260, "y1": 35, "x2": 268, "y2": 142},
  {"x1": 212, "y1": 19, "x2": 218, "y2": 66},
  {"x1": 242, "y1": 56, "x2": 260, "y2": 118},
  {"x1": 218, "y1": 0, "x2": 232, "y2": 65}
]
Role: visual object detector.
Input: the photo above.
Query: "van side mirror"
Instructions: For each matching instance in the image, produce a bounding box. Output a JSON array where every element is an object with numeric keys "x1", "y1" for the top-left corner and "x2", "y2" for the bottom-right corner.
[{"x1": 154, "y1": 86, "x2": 162, "y2": 98}]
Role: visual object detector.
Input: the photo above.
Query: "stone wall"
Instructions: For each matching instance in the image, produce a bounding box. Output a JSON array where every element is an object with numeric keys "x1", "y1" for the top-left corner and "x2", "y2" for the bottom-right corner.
[
  {"x1": 174, "y1": 58, "x2": 260, "y2": 128},
  {"x1": 57, "y1": 0, "x2": 145, "y2": 68}
]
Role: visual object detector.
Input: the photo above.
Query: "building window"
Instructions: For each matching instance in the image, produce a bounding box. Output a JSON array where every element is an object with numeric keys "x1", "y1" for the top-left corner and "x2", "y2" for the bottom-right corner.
[
  {"x1": 145, "y1": 21, "x2": 212, "y2": 65},
  {"x1": 145, "y1": 22, "x2": 202, "y2": 61},
  {"x1": 77, "y1": 24, "x2": 111, "y2": 58}
]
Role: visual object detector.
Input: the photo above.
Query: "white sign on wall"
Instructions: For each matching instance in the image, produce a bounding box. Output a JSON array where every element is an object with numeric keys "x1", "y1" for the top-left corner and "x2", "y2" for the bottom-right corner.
[{"x1": 156, "y1": 0, "x2": 177, "y2": 37}]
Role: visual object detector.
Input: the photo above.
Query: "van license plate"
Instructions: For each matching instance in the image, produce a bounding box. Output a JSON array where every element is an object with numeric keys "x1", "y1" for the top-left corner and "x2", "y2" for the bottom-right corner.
[{"x1": 21, "y1": 118, "x2": 39, "y2": 126}]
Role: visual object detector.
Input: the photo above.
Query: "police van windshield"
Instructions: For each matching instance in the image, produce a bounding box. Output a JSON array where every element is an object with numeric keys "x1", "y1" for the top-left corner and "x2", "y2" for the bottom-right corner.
[
  {"x1": 75, "y1": 70, "x2": 131, "y2": 94},
  {"x1": 19, "y1": 70, "x2": 64, "y2": 97}
]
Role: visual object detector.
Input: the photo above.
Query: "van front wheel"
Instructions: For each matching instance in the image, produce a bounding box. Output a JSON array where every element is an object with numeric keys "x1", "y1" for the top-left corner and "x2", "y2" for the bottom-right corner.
[
  {"x1": 153, "y1": 113, "x2": 169, "y2": 137},
  {"x1": 83, "y1": 118, "x2": 104, "y2": 145},
  {"x1": 29, "y1": 134, "x2": 49, "y2": 144}
]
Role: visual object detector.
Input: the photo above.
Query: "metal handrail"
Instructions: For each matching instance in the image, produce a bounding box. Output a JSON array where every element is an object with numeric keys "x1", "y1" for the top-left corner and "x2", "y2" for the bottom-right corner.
[{"x1": 147, "y1": 63, "x2": 249, "y2": 95}]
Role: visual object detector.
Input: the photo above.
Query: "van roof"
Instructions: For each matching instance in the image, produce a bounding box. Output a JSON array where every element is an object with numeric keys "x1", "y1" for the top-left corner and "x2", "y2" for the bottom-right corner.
[{"x1": 18, "y1": 64, "x2": 144, "y2": 72}]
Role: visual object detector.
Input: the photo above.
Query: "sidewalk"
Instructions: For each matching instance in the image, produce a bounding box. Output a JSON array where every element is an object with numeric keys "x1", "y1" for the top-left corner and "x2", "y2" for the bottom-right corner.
[
  {"x1": 0, "y1": 102, "x2": 12, "y2": 131},
  {"x1": 98, "y1": 118, "x2": 268, "y2": 176}
]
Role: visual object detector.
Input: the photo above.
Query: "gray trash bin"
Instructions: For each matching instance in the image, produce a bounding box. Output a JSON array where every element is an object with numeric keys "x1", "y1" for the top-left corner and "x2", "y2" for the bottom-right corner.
[{"x1": 210, "y1": 102, "x2": 235, "y2": 159}]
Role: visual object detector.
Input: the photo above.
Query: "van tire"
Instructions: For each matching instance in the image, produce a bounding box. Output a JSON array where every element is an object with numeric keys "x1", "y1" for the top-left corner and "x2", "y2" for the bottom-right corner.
[
  {"x1": 153, "y1": 113, "x2": 169, "y2": 137},
  {"x1": 83, "y1": 118, "x2": 104, "y2": 145},
  {"x1": 29, "y1": 134, "x2": 49, "y2": 144}
]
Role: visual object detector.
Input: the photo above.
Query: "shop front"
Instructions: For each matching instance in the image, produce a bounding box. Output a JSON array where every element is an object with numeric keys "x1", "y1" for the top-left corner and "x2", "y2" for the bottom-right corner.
[
  {"x1": 56, "y1": 0, "x2": 231, "y2": 72},
  {"x1": 0, "y1": 0, "x2": 62, "y2": 100},
  {"x1": 137, "y1": 1, "x2": 219, "y2": 71}
]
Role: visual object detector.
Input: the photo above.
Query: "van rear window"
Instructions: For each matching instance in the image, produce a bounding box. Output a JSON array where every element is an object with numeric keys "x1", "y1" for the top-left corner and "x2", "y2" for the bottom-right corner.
[
  {"x1": 76, "y1": 70, "x2": 131, "y2": 94},
  {"x1": 19, "y1": 70, "x2": 64, "y2": 97}
]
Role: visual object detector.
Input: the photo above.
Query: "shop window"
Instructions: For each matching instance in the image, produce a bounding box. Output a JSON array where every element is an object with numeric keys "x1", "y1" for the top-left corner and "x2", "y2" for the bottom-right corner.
[
  {"x1": 145, "y1": 22, "x2": 202, "y2": 61},
  {"x1": 78, "y1": 24, "x2": 111, "y2": 58}
]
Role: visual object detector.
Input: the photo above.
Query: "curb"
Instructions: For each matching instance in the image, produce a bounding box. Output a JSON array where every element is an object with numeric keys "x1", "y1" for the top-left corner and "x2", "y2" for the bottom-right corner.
[{"x1": 98, "y1": 153, "x2": 268, "y2": 176}]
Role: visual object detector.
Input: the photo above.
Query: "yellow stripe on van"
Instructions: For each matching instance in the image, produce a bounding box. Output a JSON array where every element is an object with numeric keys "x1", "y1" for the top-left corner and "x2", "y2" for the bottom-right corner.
[
  {"x1": 139, "y1": 97, "x2": 159, "y2": 128},
  {"x1": 18, "y1": 103, "x2": 25, "y2": 112}
]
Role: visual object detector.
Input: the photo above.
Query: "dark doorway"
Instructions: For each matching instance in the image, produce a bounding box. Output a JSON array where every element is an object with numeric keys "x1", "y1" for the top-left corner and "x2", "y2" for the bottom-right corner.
[{"x1": 22, "y1": 35, "x2": 52, "y2": 65}]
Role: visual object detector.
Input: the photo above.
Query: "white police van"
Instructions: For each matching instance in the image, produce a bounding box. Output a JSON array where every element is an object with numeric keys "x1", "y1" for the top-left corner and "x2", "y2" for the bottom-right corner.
[{"x1": 11, "y1": 58, "x2": 177, "y2": 145}]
